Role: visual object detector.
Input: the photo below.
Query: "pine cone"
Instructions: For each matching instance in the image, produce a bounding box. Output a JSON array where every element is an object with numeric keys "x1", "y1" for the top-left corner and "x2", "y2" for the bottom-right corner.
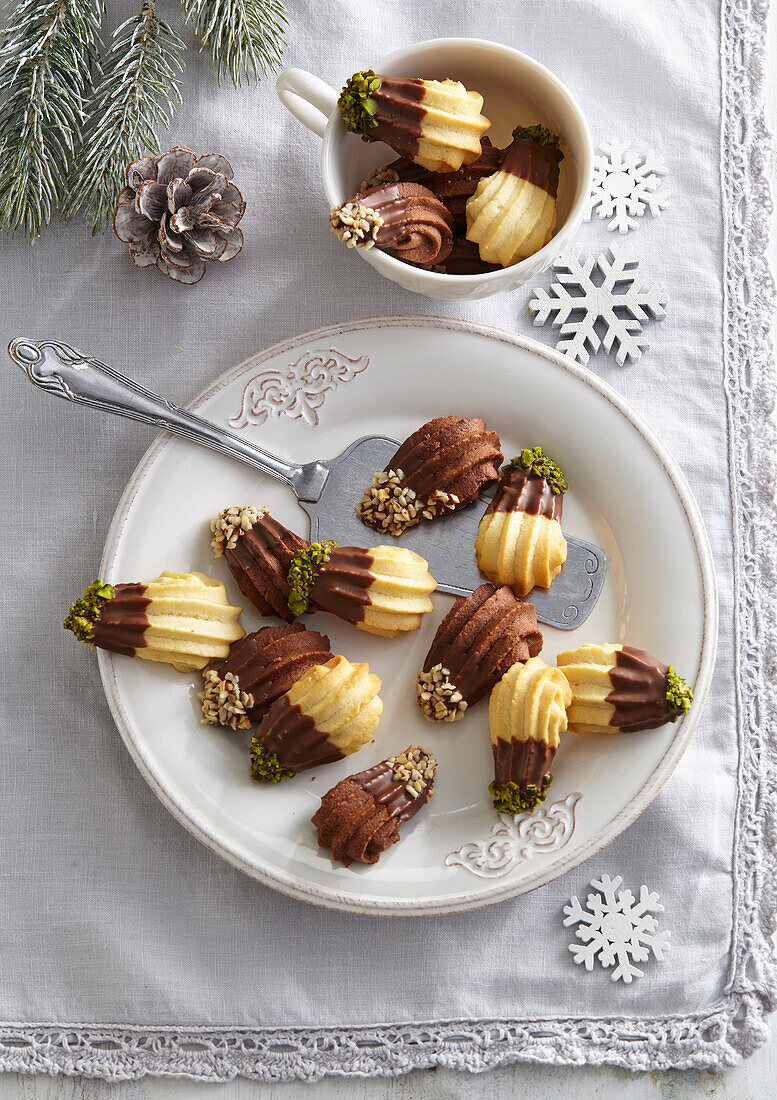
[{"x1": 113, "y1": 146, "x2": 246, "y2": 285}]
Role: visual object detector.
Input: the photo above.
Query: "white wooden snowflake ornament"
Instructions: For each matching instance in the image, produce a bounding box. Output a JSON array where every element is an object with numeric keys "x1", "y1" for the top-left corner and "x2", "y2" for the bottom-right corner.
[
  {"x1": 563, "y1": 874, "x2": 671, "y2": 984},
  {"x1": 528, "y1": 245, "x2": 668, "y2": 366},
  {"x1": 585, "y1": 140, "x2": 670, "y2": 233}
]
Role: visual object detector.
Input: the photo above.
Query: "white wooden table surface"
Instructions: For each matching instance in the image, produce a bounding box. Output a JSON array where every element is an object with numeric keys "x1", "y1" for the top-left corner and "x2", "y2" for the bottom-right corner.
[{"x1": 4, "y1": 11, "x2": 776, "y2": 1100}]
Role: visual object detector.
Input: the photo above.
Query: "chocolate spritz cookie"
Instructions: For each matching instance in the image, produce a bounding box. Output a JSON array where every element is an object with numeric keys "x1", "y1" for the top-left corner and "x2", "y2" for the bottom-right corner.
[
  {"x1": 475, "y1": 446, "x2": 568, "y2": 596},
  {"x1": 338, "y1": 70, "x2": 490, "y2": 172},
  {"x1": 488, "y1": 656, "x2": 572, "y2": 813},
  {"x1": 356, "y1": 144, "x2": 504, "y2": 273},
  {"x1": 250, "y1": 655, "x2": 383, "y2": 782},
  {"x1": 360, "y1": 139, "x2": 502, "y2": 227},
  {"x1": 312, "y1": 745, "x2": 437, "y2": 865},
  {"x1": 467, "y1": 124, "x2": 563, "y2": 266},
  {"x1": 64, "y1": 571, "x2": 244, "y2": 672},
  {"x1": 440, "y1": 237, "x2": 500, "y2": 275},
  {"x1": 288, "y1": 541, "x2": 436, "y2": 637},
  {"x1": 200, "y1": 623, "x2": 333, "y2": 730},
  {"x1": 359, "y1": 158, "x2": 431, "y2": 191},
  {"x1": 211, "y1": 506, "x2": 307, "y2": 623},
  {"x1": 357, "y1": 415, "x2": 503, "y2": 536},
  {"x1": 557, "y1": 644, "x2": 694, "y2": 734},
  {"x1": 330, "y1": 181, "x2": 454, "y2": 265},
  {"x1": 416, "y1": 584, "x2": 543, "y2": 722}
]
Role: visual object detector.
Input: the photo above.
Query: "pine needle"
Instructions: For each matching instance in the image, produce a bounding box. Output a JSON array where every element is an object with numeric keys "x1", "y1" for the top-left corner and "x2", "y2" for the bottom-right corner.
[
  {"x1": 63, "y1": 0, "x2": 184, "y2": 234},
  {"x1": 182, "y1": 0, "x2": 287, "y2": 87},
  {"x1": 0, "y1": 0, "x2": 102, "y2": 243}
]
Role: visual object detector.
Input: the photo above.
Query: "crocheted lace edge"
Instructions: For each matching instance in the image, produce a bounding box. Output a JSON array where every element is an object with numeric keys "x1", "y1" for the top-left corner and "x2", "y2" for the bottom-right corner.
[
  {"x1": 1, "y1": 0, "x2": 775, "y2": 1080},
  {"x1": 718, "y1": 0, "x2": 777, "y2": 1059},
  {"x1": 0, "y1": 1004, "x2": 769, "y2": 1081}
]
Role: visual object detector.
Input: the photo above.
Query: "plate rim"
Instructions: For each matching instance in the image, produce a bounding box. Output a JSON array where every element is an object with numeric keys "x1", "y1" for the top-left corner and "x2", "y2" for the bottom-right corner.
[{"x1": 97, "y1": 315, "x2": 719, "y2": 916}]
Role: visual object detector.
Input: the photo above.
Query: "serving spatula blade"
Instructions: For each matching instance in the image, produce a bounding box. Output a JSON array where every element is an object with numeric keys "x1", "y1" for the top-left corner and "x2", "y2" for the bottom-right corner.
[
  {"x1": 303, "y1": 435, "x2": 607, "y2": 629},
  {"x1": 10, "y1": 339, "x2": 607, "y2": 629}
]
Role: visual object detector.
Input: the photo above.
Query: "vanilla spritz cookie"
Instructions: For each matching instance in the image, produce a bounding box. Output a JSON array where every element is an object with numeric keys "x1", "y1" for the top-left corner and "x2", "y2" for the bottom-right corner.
[
  {"x1": 475, "y1": 446, "x2": 568, "y2": 596},
  {"x1": 288, "y1": 541, "x2": 437, "y2": 637},
  {"x1": 338, "y1": 70, "x2": 490, "y2": 172},
  {"x1": 557, "y1": 643, "x2": 694, "y2": 734},
  {"x1": 466, "y1": 124, "x2": 563, "y2": 266},
  {"x1": 64, "y1": 571, "x2": 244, "y2": 672},
  {"x1": 250, "y1": 655, "x2": 383, "y2": 782},
  {"x1": 488, "y1": 656, "x2": 572, "y2": 813}
]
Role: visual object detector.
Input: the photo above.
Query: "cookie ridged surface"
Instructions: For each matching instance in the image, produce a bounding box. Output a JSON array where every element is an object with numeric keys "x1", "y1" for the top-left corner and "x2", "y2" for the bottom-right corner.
[
  {"x1": 309, "y1": 546, "x2": 374, "y2": 624},
  {"x1": 312, "y1": 746, "x2": 436, "y2": 865},
  {"x1": 219, "y1": 509, "x2": 308, "y2": 622},
  {"x1": 466, "y1": 133, "x2": 562, "y2": 266},
  {"x1": 476, "y1": 467, "x2": 567, "y2": 596},
  {"x1": 371, "y1": 141, "x2": 502, "y2": 217},
  {"x1": 312, "y1": 778, "x2": 401, "y2": 864},
  {"x1": 476, "y1": 511, "x2": 567, "y2": 595},
  {"x1": 360, "y1": 546, "x2": 437, "y2": 637},
  {"x1": 211, "y1": 623, "x2": 333, "y2": 724},
  {"x1": 310, "y1": 545, "x2": 436, "y2": 637},
  {"x1": 94, "y1": 571, "x2": 244, "y2": 672},
  {"x1": 368, "y1": 76, "x2": 490, "y2": 172},
  {"x1": 557, "y1": 643, "x2": 675, "y2": 734},
  {"x1": 391, "y1": 415, "x2": 503, "y2": 507},
  {"x1": 467, "y1": 173, "x2": 557, "y2": 265},
  {"x1": 355, "y1": 181, "x2": 454, "y2": 265},
  {"x1": 256, "y1": 655, "x2": 383, "y2": 774},
  {"x1": 419, "y1": 584, "x2": 543, "y2": 719},
  {"x1": 489, "y1": 656, "x2": 572, "y2": 787}
]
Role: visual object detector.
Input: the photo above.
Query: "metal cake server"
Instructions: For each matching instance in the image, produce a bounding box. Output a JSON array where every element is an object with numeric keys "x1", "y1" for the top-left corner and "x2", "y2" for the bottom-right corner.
[{"x1": 9, "y1": 337, "x2": 607, "y2": 628}]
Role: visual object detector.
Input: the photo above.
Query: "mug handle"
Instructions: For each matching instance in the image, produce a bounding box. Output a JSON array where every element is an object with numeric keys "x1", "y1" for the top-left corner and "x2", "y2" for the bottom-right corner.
[{"x1": 276, "y1": 68, "x2": 338, "y2": 138}]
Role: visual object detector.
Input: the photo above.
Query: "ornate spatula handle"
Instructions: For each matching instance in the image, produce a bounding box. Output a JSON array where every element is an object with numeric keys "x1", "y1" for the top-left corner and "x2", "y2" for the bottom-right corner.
[{"x1": 8, "y1": 338, "x2": 327, "y2": 499}]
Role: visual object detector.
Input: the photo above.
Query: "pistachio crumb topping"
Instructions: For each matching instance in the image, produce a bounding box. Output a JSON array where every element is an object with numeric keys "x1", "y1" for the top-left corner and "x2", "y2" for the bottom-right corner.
[
  {"x1": 665, "y1": 665, "x2": 693, "y2": 720},
  {"x1": 415, "y1": 663, "x2": 468, "y2": 722},
  {"x1": 330, "y1": 202, "x2": 383, "y2": 249},
  {"x1": 287, "y1": 540, "x2": 336, "y2": 617},
  {"x1": 502, "y1": 446, "x2": 568, "y2": 495},
  {"x1": 250, "y1": 740, "x2": 295, "y2": 783},
  {"x1": 357, "y1": 469, "x2": 459, "y2": 536},
  {"x1": 337, "y1": 69, "x2": 382, "y2": 139},
  {"x1": 385, "y1": 745, "x2": 437, "y2": 798},
  {"x1": 63, "y1": 579, "x2": 115, "y2": 645},
  {"x1": 211, "y1": 505, "x2": 267, "y2": 557},
  {"x1": 489, "y1": 775, "x2": 553, "y2": 815},
  {"x1": 200, "y1": 669, "x2": 254, "y2": 730},
  {"x1": 510, "y1": 124, "x2": 563, "y2": 156}
]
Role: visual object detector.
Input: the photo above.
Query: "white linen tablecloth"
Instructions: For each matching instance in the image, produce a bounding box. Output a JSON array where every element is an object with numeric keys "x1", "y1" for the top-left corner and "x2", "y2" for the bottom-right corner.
[{"x1": 0, "y1": 0, "x2": 775, "y2": 1081}]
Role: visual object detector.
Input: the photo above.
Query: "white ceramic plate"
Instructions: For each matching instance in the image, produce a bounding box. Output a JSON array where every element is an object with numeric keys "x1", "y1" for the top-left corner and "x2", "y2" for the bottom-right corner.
[{"x1": 98, "y1": 317, "x2": 717, "y2": 916}]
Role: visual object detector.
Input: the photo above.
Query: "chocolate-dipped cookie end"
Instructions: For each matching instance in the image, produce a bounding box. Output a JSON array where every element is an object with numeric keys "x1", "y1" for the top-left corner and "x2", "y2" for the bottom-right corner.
[
  {"x1": 64, "y1": 579, "x2": 116, "y2": 645},
  {"x1": 312, "y1": 745, "x2": 437, "y2": 865}
]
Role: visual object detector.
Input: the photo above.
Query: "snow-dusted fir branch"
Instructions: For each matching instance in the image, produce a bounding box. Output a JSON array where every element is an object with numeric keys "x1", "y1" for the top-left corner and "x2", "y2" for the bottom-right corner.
[
  {"x1": 63, "y1": 1, "x2": 184, "y2": 234},
  {"x1": 0, "y1": 0, "x2": 102, "y2": 242},
  {"x1": 182, "y1": 0, "x2": 287, "y2": 86}
]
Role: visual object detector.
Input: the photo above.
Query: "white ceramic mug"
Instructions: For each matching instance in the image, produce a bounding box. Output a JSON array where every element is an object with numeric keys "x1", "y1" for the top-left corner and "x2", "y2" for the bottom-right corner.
[{"x1": 276, "y1": 37, "x2": 593, "y2": 301}]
